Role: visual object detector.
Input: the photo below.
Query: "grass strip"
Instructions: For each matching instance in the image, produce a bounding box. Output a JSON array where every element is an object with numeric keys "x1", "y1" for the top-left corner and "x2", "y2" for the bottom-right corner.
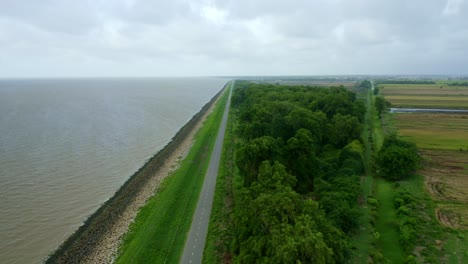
[
  {"x1": 116, "y1": 87, "x2": 230, "y2": 264},
  {"x1": 374, "y1": 178, "x2": 405, "y2": 263},
  {"x1": 372, "y1": 89, "x2": 405, "y2": 262},
  {"x1": 203, "y1": 81, "x2": 239, "y2": 264}
]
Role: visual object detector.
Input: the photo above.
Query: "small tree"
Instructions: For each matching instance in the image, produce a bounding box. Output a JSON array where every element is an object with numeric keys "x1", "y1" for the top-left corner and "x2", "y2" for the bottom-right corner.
[
  {"x1": 376, "y1": 135, "x2": 420, "y2": 180},
  {"x1": 375, "y1": 96, "x2": 391, "y2": 118}
]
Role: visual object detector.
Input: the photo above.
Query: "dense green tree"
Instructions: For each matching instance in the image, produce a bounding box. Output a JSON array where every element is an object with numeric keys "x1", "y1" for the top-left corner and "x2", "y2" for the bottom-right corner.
[
  {"x1": 286, "y1": 129, "x2": 321, "y2": 193},
  {"x1": 373, "y1": 86, "x2": 380, "y2": 95},
  {"x1": 376, "y1": 135, "x2": 421, "y2": 180},
  {"x1": 236, "y1": 162, "x2": 346, "y2": 263},
  {"x1": 231, "y1": 82, "x2": 365, "y2": 263},
  {"x1": 358, "y1": 80, "x2": 372, "y2": 89},
  {"x1": 327, "y1": 114, "x2": 362, "y2": 148},
  {"x1": 375, "y1": 96, "x2": 391, "y2": 117},
  {"x1": 236, "y1": 136, "x2": 283, "y2": 186},
  {"x1": 285, "y1": 109, "x2": 327, "y2": 143}
]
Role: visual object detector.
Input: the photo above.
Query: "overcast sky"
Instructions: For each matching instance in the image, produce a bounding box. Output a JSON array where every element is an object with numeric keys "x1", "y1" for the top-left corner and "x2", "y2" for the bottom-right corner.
[{"x1": 0, "y1": 0, "x2": 467, "y2": 77}]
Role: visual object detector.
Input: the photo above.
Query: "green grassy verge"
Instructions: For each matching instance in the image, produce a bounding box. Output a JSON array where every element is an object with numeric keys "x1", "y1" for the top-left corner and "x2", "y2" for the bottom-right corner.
[
  {"x1": 116, "y1": 87, "x2": 230, "y2": 264},
  {"x1": 203, "y1": 82, "x2": 236, "y2": 264},
  {"x1": 351, "y1": 88, "x2": 375, "y2": 262},
  {"x1": 371, "y1": 88, "x2": 405, "y2": 263},
  {"x1": 375, "y1": 178, "x2": 405, "y2": 263},
  {"x1": 203, "y1": 106, "x2": 234, "y2": 264},
  {"x1": 444, "y1": 231, "x2": 468, "y2": 264}
]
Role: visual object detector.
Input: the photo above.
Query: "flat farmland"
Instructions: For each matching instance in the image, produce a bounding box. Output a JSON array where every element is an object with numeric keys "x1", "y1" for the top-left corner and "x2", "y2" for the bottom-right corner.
[
  {"x1": 379, "y1": 83, "x2": 468, "y2": 109},
  {"x1": 392, "y1": 112, "x2": 468, "y2": 230},
  {"x1": 394, "y1": 113, "x2": 468, "y2": 150}
]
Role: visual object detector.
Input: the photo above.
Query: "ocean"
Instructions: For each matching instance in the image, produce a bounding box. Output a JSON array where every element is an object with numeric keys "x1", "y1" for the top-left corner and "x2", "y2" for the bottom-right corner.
[{"x1": 0, "y1": 77, "x2": 227, "y2": 263}]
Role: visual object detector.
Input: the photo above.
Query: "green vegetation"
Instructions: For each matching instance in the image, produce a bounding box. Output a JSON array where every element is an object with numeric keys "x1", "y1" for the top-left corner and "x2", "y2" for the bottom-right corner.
[
  {"x1": 448, "y1": 81, "x2": 468, "y2": 86},
  {"x1": 358, "y1": 80, "x2": 372, "y2": 89},
  {"x1": 350, "y1": 86, "x2": 376, "y2": 263},
  {"x1": 374, "y1": 178, "x2": 405, "y2": 263},
  {"x1": 374, "y1": 96, "x2": 390, "y2": 117},
  {"x1": 226, "y1": 82, "x2": 366, "y2": 262},
  {"x1": 376, "y1": 135, "x2": 421, "y2": 181},
  {"x1": 378, "y1": 82, "x2": 468, "y2": 263},
  {"x1": 116, "y1": 87, "x2": 230, "y2": 263},
  {"x1": 203, "y1": 82, "x2": 236, "y2": 264},
  {"x1": 362, "y1": 89, "x2": 406, "y2": 263},
  {"x1": 205, "y1": 80, "x2": 467, "y2": 263}
]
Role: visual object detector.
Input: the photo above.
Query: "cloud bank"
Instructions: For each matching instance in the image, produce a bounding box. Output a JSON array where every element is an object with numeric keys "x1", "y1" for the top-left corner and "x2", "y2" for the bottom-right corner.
[{"x1": 0, "y1": 0, "x2": 467, "y2": 77}]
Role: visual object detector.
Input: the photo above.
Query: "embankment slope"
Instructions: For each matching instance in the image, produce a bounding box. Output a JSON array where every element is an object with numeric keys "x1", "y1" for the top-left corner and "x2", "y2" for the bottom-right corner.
[{"x1": 46, "y1": 83, "x2": 228, "y2": 263}]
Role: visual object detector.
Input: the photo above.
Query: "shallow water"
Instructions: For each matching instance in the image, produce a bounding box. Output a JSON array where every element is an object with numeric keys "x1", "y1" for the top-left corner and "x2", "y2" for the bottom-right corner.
[{"x1": 0, "y1": 77, "x2": 227, "y2": 264}]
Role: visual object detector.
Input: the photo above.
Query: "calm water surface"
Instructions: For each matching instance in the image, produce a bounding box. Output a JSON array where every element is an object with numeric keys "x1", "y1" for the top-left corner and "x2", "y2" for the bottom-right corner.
[{"x1": 0, "y1": 77, "x2": 227, "y2": 264}]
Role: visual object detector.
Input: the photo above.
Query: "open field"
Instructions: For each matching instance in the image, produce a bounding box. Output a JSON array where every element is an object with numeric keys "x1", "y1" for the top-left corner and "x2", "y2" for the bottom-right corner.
[
  {"x1": 378, "y1": 83, "x2": 468, "y2": 109},
  {"x1": 384, "y1": 95, "x2": 468, "y2": 109},
  {"x1": 393, "y1": 113, "x2": 468, "y2": 150},
  {"x1": 381, "y1": 81, "x2": 468, "y2": 261},
  {"x1": 391, "y1": 112, "x2": 468, "y2": 232}
]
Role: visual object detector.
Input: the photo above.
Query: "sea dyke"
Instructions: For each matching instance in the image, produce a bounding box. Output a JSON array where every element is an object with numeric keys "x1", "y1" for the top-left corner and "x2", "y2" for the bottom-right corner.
[{"x1": 45, "y1": 83, "x2": 228, "y2": 263}]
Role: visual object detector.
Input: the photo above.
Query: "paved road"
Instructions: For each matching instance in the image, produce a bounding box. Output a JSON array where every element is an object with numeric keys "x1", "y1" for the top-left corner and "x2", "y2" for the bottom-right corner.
[{"x1": 180, "y1": 81, "x2": 233, "y2": 264}]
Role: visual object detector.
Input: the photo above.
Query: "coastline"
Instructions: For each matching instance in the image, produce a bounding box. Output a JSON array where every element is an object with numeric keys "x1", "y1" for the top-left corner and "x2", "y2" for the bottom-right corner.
[{"x1": 45, "y1": 83, "x2": 228, "y2": 263}]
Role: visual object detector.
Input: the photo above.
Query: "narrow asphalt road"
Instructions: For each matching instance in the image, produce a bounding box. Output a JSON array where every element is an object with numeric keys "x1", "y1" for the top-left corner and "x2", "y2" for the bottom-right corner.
[{"x1": 180, "y1": 81, "x2": 233, "y2": 264}]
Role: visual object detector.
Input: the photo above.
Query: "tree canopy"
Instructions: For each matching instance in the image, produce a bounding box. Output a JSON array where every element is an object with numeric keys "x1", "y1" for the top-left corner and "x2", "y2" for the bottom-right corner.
[
  {"x1": 231, "y1": 82, "x2": 365, "y2": 263},
  {"x1": 376, "y1": 135, "x2": 421, "y2": 180}
]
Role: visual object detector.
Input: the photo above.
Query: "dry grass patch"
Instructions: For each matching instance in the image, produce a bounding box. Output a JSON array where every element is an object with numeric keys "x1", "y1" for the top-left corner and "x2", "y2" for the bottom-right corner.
[
  {"x1": 422, "y1": 150, "x2": 468, "y2": 203},
  {"x1": 436, "y1": 204, "x2": 467, "y2": 230},
  {"x1": 385, "y1": 95, "x2": 468, "y2": 109},
  {"x1": 379, "y1": 83, "x2": 468, "y2": 109},
  {"x1": 394, "y1": 113, "x2": 468, "y2": 151},
  {"x1": 382, "y1": 88, "x2": 468, "y2": 96}
]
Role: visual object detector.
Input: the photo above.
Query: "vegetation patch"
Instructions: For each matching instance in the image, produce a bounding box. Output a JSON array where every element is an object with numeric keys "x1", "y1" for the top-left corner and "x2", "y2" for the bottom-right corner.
[
  {"x1": 379, "y1": 82, "x2": 468, "y2": 263},
  {"x1": 205, "y1": 81, "x2": 368, "y2": 263}
]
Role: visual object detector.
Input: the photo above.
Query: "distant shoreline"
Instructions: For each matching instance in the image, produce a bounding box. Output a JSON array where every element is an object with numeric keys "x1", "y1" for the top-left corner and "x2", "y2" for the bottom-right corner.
[{"x1": 45, "y1": 83, "x2": 228, "y2": 263}]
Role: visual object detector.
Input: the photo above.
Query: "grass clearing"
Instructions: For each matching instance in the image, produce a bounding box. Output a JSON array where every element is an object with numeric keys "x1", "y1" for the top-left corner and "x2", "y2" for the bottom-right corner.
[
  {"x1": 351, "y1": 89, "x2": 375, "y2": 263},
  {"x1": 116, "y1": 88, "x2": 229, "y2": 264},
  {"x1": 374, "y1": 178, "x2": 405, "y2": 263},
  {"x1": 395, "y1": 174, "x2": 451, "y2": 263}
]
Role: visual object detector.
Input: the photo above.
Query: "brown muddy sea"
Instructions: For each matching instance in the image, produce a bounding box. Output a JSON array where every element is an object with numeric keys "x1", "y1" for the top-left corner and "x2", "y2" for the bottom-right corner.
[{"x1": 0, "y1": 77, "x2": 227, "y2": 263}]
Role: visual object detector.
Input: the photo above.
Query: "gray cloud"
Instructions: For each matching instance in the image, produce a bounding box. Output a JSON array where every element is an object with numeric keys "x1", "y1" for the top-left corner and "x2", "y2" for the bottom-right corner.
[{"x1": 0, "y1": 0, "x2": 467, "y2": 77}]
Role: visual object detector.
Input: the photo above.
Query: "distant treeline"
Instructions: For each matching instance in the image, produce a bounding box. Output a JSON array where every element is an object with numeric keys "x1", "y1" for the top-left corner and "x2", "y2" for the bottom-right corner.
[
  {"x1": 229, "y1": 82, "x2": 366, "y2": 263},
  {"x1": 447, "y1": 81, "x2": 468, "y2": 86},
  {"x1": 377, "y1": 80, "x2": 435, "y2": 84}
]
